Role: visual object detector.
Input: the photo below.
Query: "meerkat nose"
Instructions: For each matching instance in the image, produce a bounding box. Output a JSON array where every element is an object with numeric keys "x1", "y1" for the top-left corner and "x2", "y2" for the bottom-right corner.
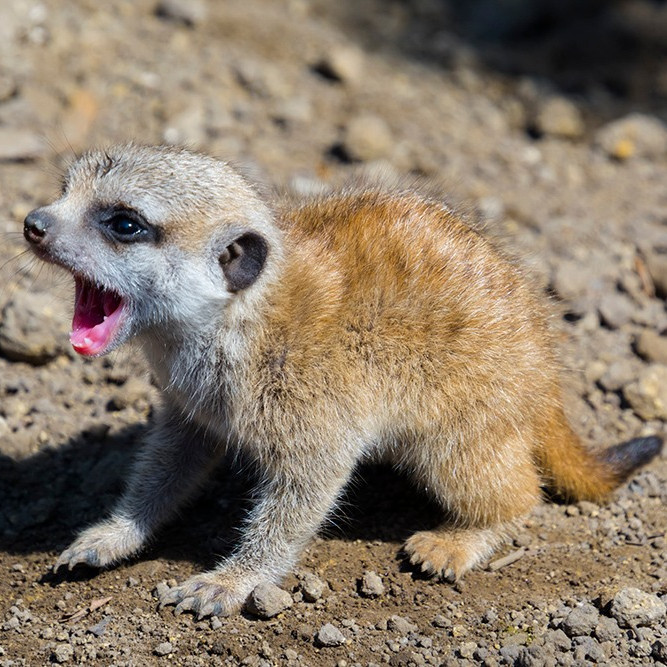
[{"x1": 24, "y1": 208, "x2": 53, "y2": 245}]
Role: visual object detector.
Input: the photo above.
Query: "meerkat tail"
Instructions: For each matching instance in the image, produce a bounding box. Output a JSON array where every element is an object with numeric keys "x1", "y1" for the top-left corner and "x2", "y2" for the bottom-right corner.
[{"x1": 536, "y1": 409, "x2": 663, "y2": 502}]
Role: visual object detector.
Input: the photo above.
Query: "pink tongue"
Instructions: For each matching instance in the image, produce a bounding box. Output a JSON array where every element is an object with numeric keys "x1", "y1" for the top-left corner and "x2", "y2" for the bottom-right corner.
[{"x1": 70, "y1": 277, "x2": 124, "y2": 356}]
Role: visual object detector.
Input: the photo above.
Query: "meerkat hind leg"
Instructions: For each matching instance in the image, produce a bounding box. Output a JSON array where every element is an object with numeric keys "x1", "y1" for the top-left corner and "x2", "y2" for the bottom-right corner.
[
  {"x1": 404, "y1": 523, "x2": 515, "y2": 581},
  {"x1": 403, "y1": 431, "x2": 541, "y2": 581}
]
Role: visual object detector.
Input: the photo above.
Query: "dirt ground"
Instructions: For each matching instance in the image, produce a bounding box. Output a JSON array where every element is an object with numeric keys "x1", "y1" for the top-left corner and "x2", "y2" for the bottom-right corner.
[{"x1": 1, "y1": 1, "x2": 666, "y2": 665}]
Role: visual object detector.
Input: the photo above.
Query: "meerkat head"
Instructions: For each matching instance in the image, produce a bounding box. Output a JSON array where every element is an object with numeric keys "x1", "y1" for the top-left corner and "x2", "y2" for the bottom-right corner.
[{"x1": 24, "y1": 144, "x2": 282, "y2": 357}]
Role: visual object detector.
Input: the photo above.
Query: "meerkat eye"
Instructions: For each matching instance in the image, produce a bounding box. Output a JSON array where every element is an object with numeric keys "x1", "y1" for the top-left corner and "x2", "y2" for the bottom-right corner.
[
  {"x1": 110, "y1": 217, "x2": 143, "y2": 236},
  {"x1": 97, "y1": 207, "x2": 157, "y2": 244}
]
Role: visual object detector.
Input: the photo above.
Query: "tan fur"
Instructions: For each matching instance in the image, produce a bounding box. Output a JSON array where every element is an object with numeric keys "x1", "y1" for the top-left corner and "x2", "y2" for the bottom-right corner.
[{"x1": 23, "y1": 145, "x2": 658, "y2": 618}]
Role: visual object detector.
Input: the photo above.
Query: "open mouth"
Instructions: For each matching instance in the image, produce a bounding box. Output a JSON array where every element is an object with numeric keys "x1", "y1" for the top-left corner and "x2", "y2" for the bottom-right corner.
[{"x1": 70, "y1": 276, "x2": 127, "y2": 357}]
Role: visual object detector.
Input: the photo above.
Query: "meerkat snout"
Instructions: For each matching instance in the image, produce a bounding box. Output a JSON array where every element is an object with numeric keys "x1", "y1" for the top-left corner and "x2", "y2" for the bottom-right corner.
[{"x1": 26, "y1": 143, "x2": 662, "y2": 619}]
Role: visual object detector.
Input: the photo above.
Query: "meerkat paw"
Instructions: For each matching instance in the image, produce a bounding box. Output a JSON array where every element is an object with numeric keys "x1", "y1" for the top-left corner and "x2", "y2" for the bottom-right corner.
[
  {"x1": 53, "y1": 517, "x2": 144, "y2": 572},
  {"x1": 403, "y1": 526, "x2": 507, "y2": 581},
  {"x1": 158, "y1": 571, "x2": 258, "y2": 619}
]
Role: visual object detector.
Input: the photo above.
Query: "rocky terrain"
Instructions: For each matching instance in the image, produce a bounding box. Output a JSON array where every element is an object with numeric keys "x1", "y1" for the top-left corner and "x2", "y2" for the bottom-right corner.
[{"x1": 0, "y1": 0, "x2": 666, "y2": 665}]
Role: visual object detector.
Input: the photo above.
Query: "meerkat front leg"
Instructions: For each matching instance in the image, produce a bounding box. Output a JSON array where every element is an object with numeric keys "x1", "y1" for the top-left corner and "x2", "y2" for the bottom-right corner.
[
  {"x1": 159, "y1": 443, "x2": 358, "y2": 618},
  {"x1": 54, "y1": 407, "x2": 222, "y2": 571}
]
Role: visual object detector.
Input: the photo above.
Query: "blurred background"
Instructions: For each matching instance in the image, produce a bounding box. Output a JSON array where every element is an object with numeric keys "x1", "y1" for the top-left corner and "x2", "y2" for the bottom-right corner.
[{"x1": 0, "y1": 2, "x2": 666, "y2": 665}]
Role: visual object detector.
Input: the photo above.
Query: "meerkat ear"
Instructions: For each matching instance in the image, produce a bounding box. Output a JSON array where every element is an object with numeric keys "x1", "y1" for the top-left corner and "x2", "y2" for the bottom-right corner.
[{"x1": 219, "y1": 232, "x2": 268, "y2": 292}]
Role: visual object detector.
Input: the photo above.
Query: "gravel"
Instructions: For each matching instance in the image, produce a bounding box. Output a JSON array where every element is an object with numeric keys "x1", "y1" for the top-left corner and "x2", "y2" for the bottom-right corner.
[{"x1": 0, "y1": 1, "x2": 665, "y2": 666}]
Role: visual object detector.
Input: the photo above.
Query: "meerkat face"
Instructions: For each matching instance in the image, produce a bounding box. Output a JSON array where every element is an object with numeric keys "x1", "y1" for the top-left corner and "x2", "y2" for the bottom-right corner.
[{"x1": 24, "y1": 144, "x2": 280, "y2": 357}]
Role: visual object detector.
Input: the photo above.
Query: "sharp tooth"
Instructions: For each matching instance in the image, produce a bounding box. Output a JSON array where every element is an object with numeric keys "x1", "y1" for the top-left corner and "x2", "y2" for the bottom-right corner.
[{"x1": 83, "y1": 337, "x2": 92, "y2": 346}]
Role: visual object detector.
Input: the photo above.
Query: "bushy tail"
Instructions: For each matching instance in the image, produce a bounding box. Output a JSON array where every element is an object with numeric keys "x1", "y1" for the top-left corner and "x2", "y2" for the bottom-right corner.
[{"x1": 536, "y1": 409, "x2": 663, "y2": 502}]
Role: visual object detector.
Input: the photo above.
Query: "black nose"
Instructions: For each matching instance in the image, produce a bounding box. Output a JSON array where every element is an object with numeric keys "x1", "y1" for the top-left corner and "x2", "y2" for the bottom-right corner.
[{"x1": 24, "y1": 209, "x2": 52, "y2": 245}]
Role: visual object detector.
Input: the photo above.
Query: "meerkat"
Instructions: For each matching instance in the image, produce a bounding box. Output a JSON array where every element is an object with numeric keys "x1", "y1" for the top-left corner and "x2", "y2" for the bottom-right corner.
[{"x1": 24, "y1": 144, "x2": 662, "y2": 618}]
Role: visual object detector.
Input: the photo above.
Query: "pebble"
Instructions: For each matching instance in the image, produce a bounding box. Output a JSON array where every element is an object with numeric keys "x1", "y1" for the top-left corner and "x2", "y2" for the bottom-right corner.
[
  {"x1": 595, "y1": 113, "x2": 667, "y2": 160},
  {"x1": 534, "y1": 96, "x2": 585, "y2": 139},
  {"x1": 154, "y1": 0, "x2": 208, "y2": 26},
  {"x1": 0, "y1": 289, "x2": 69, "y2": 364},
  {"x1": 597, "y1": 292, "x2": 636, "y2": 329},
  {"x1": 598, "y1": 359, "x2": 639, "y2": 392},
  {"x1": 359, "y1": 570, "x2": 385, "y2": 597},
  {"x1": 314, "y1": 45, "x2": 365, "y2": 85},
  {"x1": 154, "y1": 642, "x2": 173, "y2": 656},
  {"x1": 245, "y1": 582, "x2": 292, "y2": 619},
  {"x1": 635, "y1": 329, "x2": 667, "y2": 364},
  {"x1": 609, "y1": 588, "x2": 667, "y2": 627},
  {"x1": 562, "y1": 603, "x2": 600, "y2": 637},
  {"x1": 87, "y1": 617, "x2": 111, "y2": 637},
  {"x1": 645, "y1": 251, "x2": 667, "y2": 297},
  {"x1": 315, "y1": 623, "x2": 346, "y2": 647},
  {"x1": 299, "y1": 572, "x2": 326, "y2": 602},
  {"x1": 341, "y1": 114, "x2": 393, "y2": 162},
  {"x1": 0, "y1": 128, "x2": 45, "y2": 161},
  {"x1": 387, "y1": 615, "x2": 418, "y2": 634},
  {"x1": 52, "y1": 644, "x2": 74, "y2": 663},
  {"x1": 594, "y1": 616, "x2": 621, "y2": 642},
  {"x1": 623, "y1": 364, "x2": 667, "y2": 420},
  {"x1": 573, "y1": 636, "x2": 606, "y2": 662}
]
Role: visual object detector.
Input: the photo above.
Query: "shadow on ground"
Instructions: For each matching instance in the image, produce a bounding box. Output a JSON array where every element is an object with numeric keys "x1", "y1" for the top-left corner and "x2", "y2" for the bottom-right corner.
[
  {"x1": 324, "y1": 0, "x2": 667, "y2": 119},
  {"x1": 0, "y1": 424, "x2": 444, "y2": 572}
]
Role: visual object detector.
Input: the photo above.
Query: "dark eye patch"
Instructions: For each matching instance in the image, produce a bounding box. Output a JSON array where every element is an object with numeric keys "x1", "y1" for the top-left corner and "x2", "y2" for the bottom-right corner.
[{"x1": 94, "y1": 205, "x2": 160, "y2": 244}]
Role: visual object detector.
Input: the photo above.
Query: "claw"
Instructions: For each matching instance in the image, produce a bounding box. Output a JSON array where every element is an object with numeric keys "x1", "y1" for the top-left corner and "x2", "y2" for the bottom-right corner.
[
  {"x1": 197, "y1": 602, "x2": 216, "y2": 619},
  {"x1": 443, "y1": 567, "x2": 456, "y2": 583},
  {"x1": 174, "y1": 597, "x2": 196, "y2": 615},
  {"x1": 158, "y1": 588, "x2": 182, "y2": 607}
]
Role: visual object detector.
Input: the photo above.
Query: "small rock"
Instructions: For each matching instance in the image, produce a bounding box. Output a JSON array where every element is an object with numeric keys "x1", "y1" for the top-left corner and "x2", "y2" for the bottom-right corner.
[
  {"x1": 534, "y1": 96, "x2": 584, "y2": 139},
  {"x1": 154, "y1": 0, "x2": 207, "y2": 26},
  {"x1": 551, "y1": 261, "x2": 603, "y2": 301},
  {"x1": 599, "y1": 359, "x2": 640, "y2": 392},
  {"x1": 300, "y1": 573, "x2": 326, "y2": 602},
  {"x1": 0, "y1": 288, "x2": 70, "y2": 364},
  {"x1": 458, "y1": 642, "x2": 477, "y2": 659},
  {"x1": 316, "y1": 623, "x2": 346, "y2": 647},
  {"x1": 245, "y1": 582, "x2": 292, "y2": 619},
  {"x1": 499, "y1": 644, "x2": 521, "y2": 664},
  {"x1": 52, "y1": 644, "x2": 74, "y2": 663},
  {"x1": 87, "y1": 616, "x2": 111, "y2": 637},
  {"x1": 387, "y1": 615, "x2": 418, "y2": 634},
  {"x1": 314, "y1": 45, "x2": 365, "y2": 84},
  {"x1": 645, "y1": 252, "x2": 667, "y2": 297},
  {"x1": 595, "y1": 113, "x2": 667, "y2": 160},
  {"x1": 154, "y1": 642, "x2": 173, "y2": 656},
  {"x1": 609, "y1": 587, "x2": 667, "y2": 627},
  {"x1": 598, "y1": 292, "x2": 636, "y2": 329},
  {"x1": 653, "y1": 639, "x2": 667, "y2": 662},
  {"x1": 635, "y1": 330, "x2": 667, "y2": 364},
  {"x1": 544, "y1": 629, "x2": 571, "y2": 651},
  {"x1": 0, "y1": 128, "x2": 45, "y2": 161},
  {"x1": 562, "y1": 603, "x2": 600, "y2": 637},
  {"x1": 573, "y1": 636, "x2": 606, "y2": 662},
  {"x1": 594, "y1": 616, "x2": 621, "y2": 642},
  {"x1": 623, "y1": 365, "x2": 667, "y2": 420},
  {"x1": 517, "y1": 644, "x2": 548, "y2": 667},
  {"x1": 359, "y1": 570, "x2": 385, "y2": 597},
  {"x1": 341, "y1": 114, "x2": 393, "y2": 162}
]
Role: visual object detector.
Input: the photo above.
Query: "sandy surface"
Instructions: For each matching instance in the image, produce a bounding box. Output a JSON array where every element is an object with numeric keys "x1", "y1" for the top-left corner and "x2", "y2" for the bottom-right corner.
[{"x1": 0, "y1": 1, "x2": 666, "y2": 665}]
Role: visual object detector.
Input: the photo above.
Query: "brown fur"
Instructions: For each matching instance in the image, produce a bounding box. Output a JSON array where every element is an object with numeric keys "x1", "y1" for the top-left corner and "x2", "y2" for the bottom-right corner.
[{"x1": 24, "y1": 145, "x2": 662, "y2": 618}]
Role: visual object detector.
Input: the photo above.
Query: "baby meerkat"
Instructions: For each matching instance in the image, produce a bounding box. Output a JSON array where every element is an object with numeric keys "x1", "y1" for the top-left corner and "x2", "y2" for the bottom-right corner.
[{"x1": 25, "y1": 144, "x2": 661, "y2": 618}]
